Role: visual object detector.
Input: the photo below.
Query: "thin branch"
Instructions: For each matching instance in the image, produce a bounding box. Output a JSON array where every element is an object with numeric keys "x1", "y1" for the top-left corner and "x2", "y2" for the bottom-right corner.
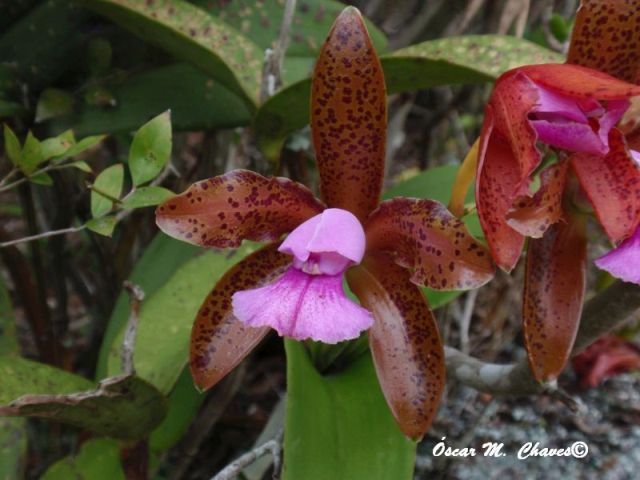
[
  {"x1": 121, "y1": 281, "x2": 145, "y2": 375},
  {"x1": 0, "y1": 167, "x2": 19, "y2": 187},
  {"x1": 0, "y1": 225, "x2": 87, "y2": 249},
  {"x1": 0, "y1": 162, "x2": 81, "y2": 194},
  {"x1": 211, "y1": 429, "x2": 284, "y2": 480},
  {"x1": 445, "y1": 280, "x2": 640, "y2": 395}
]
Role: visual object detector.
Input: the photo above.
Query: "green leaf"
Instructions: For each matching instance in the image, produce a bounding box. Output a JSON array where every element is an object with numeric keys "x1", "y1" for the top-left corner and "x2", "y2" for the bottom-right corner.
[
  {"x1": 91, "y1": 164, "x2": 124, "y2": 218},
  {"x1": 69, "y1": 161, "x2": 93, "y2": 173},
  {"x1": 41, "y1": 438, "x2": 125, "y2": 480},
  {"x1": 87, "y1": 37, "x2": 113, "y2": 76},
  {"x1": 105, "y1": 242, "x2": 260, "y2": 393},
  {"x1": 122, "y1": 186, "x2": 174, "y2": 209},
  {"x1": 40, "y1": 130, "x2": 75, "y2": 160},
  {"x1": 97, "y1": 233, "x2": 201, "y2": 380},
  {"x1": 128, "y1": 111, "x2": 171, "y2": 186},
  {"x1": 86, "y1": 216, "x2": 117, "y2": 237},
  {"x1": 383, "y1": 34, "x2": 562, "y2": 94},
  {"x1": 0, "y1": 367, "x2": 166, "y2": 439},
  {"x1": 149, "y1": 368, "x2": 204, "y2": 453},
  {"x1": 81, "y1": 0, "x2": 264, "y2": 106},
  {"x1": 283, "y1": 340, "x2": 415, "y2": 480},
  {"x1": 0, "y1": 356, "x2": 93, "y2": 404},
  {"x1": 3, "y1": 124, "x2": 21, "y2": 166},
  {"x1": 29, "y1": 172, "x2": 53, "y2": 186},
  {"x1": 35, "y1": 88, "x2": 74, "y2": 123},
  {"x1": 255, "y1": 35, "x2": 562, "y2": 161},
  {"x1": 19, "y1": 132, "x2": 43, "y2": 174},
  {"x1": 58, "y1": 134, "x2": 106, "y2": 161},
  {"x1": 44, "y1": 64, "x2": 252, "y2": 137}
]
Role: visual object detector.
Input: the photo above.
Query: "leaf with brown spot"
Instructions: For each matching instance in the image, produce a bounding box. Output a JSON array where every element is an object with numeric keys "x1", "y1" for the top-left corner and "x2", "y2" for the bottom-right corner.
[
  {"x1": 311, "y1": 7, "x2": 386, "y2": 222},
  {"x1": 365, "y1": 198, "x2": 494, "y2": 290},
  {"x1": 347, "y1": 253, "x2": 444, "y2": 440},
  {"x1": 476, "y1": 107, "x2": 526, "y2": 271},
  {"x1": 571, "y1": 129, "x2": 640, "y2": 244},
  {"x1": 523, "y1": 214, "x2": 587, "y2": 382},
  {"x1": 190, "y1": 244, "x2": 291, "y2": 390},
  {"x1": 507, "y1": 160, "x2": 569, "y2": 238},
  {"x1": 568, "y1": 0, "x2": 640, "y2": 84},
  {"x1": 156, "y1": 170, "x2": 324, "y2": 248}
]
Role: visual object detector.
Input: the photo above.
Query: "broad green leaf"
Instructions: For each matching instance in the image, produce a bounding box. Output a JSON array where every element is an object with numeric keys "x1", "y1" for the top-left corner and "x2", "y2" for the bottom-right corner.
[
  {"x1": 19, "y1": 132, "x2": 43, "y2": 174},
  {"x1": 86, "y1": 216, "x2": 118, "y2": 237},
  {"x1": 40, "y1": 130, "x2": 75, "y2": 160},
  {"x1": 44, "y1": 64, "x2": 251, "y2": 137},
  {"x1": 81, "y1": 0, "x2": 263, "y2": 106},
  {"x1": 149, "y1": 368, "x2": 204, "y2": 453},
  {"x1": 35, "y1": 88, "x2": 74, "y2": 123},
  {"x1": 0, "y1": 356, "x2": 93, "y2": 404},
  {"x1": 128, "y1": 111, "x2": 171, "y2": 186},
  {"x1": 3, "y1": 125, "x2": 21, "y2": 166},
  {"x1": 58, "y1": 134, "x2": 106, "y2": 161},
  {"x1": 122, "y1": 186, "x2": 174, "y2": 209},
  {"x1": 255, "y1": 35, "x2": 562, "y2": 161},
  {"x1": 97, "y1": 233, "x2": 201, "y2": 379},
  {"x1": 105, "y1": 242, "x2": 260, "y2": 393},
  {"x1": 283, "y1": 340, "x2": 415, "y2": 480},
  {"x1": 0, "y1": 370, "x2": 166, "y2": 439},
  {"x1": 41, "y1": 438, "x2": 125, "y2": 480},
  {"x1": 87, "y1": 37, "x2": 113, "y2": 76},
  {"x1": 91, "y1": 164, "x2": 124, "y2": 218}
]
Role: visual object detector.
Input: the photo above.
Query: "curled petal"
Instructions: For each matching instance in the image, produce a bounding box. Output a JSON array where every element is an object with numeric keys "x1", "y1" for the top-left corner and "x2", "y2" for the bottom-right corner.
[
  {"x1": 347, "y1": 253, "x2": 444, "y2": 440},
  {"x1": 530, "y1": 119, "x2": 607, "y2": 156},
  {"x1": 476, "y1": 109, "x2": 525, "y2": 271},
  {"x1": 568, "y1": 0, "x2": 640, "y2": 83},
  {"x1": 156, "y1": 170, "x2": 324, "y2": 248},
  {"x1": 190, "y1": 244, "x2": 291, "y2": 390},
  {"x1": 595, "y1": 224, "x2": 640, "y2": 285},
  {"x1": 571, "y1": 129, "x2": 640, "y2": 244},
  {"x1": 507, "y1": 160, "x2": 568, "y2": 238},
  {"x1": 311, "y1": 7, "x2": 386, "y2": 222},
  {"x1": 365, "y1": 197, "x2": 494, "y2": 290},
  {"x1": 232, "y1": 266, "x2": 372, "y2": 344},
  {"x1": 279, "y1": 208, "x2": 366, "y2": 275},
  {"x1": 523, "y1": 215, "x2": 587, "y2": 382}
]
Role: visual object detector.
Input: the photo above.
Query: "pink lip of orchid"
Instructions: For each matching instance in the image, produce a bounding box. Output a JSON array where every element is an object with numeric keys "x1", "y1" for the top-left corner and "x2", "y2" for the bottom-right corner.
[{"x1": 231, "y1": 208, "x2": 373, "y2": 344}]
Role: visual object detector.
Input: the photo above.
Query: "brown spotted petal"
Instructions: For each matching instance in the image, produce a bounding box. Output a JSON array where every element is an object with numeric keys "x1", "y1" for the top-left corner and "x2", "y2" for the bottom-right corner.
[
  {"x1": 506, "y1": 160, "x2": 569, "y2": 238},
  {"x1": 190, "y1": 244, "x2": 291, "y2": 390},
  {"x1": 346, "y1": 253, "x2": 444, "y2": 440},
  {"x1": 155, "y1": 170, "x2": 324, "y2": 248},
  {"x1": 523, "y1": 214, "x2": 587, "y2": 382},
  {"x1": 571, "y1": 129, "x2": 640, "y2": 244},
  {"x1": 568, "y1": 0, "x2": 640, "y2": 84},
  {"x1": 365, "y1": 198, "x2": 494, "y2": 290},
  {"x1": 311, "y1": 7, "x2": 386, "y2": 222}
]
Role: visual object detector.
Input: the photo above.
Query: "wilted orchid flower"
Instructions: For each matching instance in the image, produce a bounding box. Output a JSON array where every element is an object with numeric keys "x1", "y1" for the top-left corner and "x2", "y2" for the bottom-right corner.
[
  {"x1": 470, "y1": 4, "x2": 640, "y2": 383},
  {"x1": 156, "y1": 7, "x2": 494, "y2": 439}
]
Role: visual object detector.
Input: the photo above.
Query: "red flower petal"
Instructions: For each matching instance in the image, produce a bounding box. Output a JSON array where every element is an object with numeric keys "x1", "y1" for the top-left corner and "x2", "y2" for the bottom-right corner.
[
  {"x1": 156, "y1": 170, "x2": 324, "y2": 248},
  {"x1": 347, "y1": 253, "x2": 444, "y2": 440},
  {"x1": 507, "y1": 160, "x2": 569, "y2": 238},
  {"x1": 190, "y1": 244, "x2": 291, "y2": 390},
  {"x1": 523, "y1": 214, "x2": 587, "y2": 382},
  {"x1": 365, "y1": 197, "x2": 494, "y2": 290},
  {"x1": 311, "y1": 7, "x2": 386, "y2": 222},
  {"x1": 568, "y1": 0, "x2": 640, "y2": 84},
  {"x1": 571, "y1": 129, "x2": 640, "y2": 244},
  {"x1": 476, "y1": 108, "x2": 525, "y2": 271},
  {"x1": 572, "y1": 334, "x2": 640, "y2": 389}
]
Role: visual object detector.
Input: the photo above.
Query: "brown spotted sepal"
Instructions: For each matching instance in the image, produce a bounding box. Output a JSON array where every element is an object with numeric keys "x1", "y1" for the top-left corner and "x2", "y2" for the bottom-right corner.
[
  {"x1": 568, "y1": 0, "x2": 640, "y2": 84},
  {"x1": 155, "y1": 170, "x2": 324, "y2": 248},
  {"x1": 347, "y1": 253, "x2": 445, "y2": 440},
  {"x1": 364, "y1": 198, "x2": 495, "y2": 290},
  {"x1": 311, "y1": 6, "x2": 386, "y2": 223},
  {"x1": 190, "y1": 244, "x2": 291, "y2": 390},
  {"x1": 523, "y1": 214, "x2": 587, "y2": 382}
]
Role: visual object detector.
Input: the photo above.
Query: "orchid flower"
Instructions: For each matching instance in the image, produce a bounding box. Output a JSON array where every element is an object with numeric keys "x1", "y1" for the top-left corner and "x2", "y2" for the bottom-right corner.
[
  {"x1": 471, "y1": 1, "x2": 640, "y2": 382},
  {"x1": 155, "y1": 7, "x2": 494, "y2": 439}
]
